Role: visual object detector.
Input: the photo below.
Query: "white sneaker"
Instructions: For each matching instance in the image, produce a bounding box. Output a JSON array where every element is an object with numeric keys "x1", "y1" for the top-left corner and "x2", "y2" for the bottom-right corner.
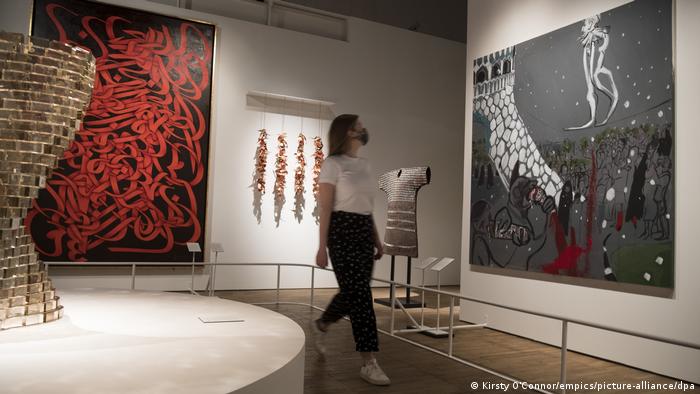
[
  {"x1": 360, "y1": 359, "x2": 391, "y2": 386},
  {"x1": 311, "y1": 319, "x2": 327, "y2": 357}
]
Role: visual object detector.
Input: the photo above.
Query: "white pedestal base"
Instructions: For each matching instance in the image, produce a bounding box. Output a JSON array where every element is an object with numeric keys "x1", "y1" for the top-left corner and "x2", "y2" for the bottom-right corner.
[{"x1": 0, "y1": 288, "x2": 305, "y2": 394}]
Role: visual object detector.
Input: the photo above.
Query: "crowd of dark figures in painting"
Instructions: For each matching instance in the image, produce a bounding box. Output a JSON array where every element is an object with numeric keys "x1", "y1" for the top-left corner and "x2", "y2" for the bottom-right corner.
[
  {"x1": 471, "y1": 122, "x2": 673, "y2": 285},
  {"x1": 469, "y1": 0, "x2": 674, "y2": 288}
]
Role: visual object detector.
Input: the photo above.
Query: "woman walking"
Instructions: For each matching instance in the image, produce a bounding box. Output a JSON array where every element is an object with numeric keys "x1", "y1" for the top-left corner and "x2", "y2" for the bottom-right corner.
[{"x1": 314, "y1": 114, "x2": 390, "y2": 386}]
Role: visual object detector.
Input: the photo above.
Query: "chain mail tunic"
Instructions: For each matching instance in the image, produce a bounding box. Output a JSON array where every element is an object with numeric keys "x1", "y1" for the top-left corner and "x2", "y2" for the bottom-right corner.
[{"x1": 378, "y1": 167, "x2": 431, "y2": 257}]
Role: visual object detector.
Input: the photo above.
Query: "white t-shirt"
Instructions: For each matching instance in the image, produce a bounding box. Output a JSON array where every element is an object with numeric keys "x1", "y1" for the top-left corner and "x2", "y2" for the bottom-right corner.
[{"x1": 318, "y1": 154, "x2": 376, "y2": 215}]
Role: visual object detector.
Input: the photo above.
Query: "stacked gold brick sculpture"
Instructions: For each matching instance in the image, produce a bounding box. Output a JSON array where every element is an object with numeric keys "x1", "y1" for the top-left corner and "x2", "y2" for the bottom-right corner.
[{"x1": 0, "y1": 32, "x2": 95, "y2": 330}]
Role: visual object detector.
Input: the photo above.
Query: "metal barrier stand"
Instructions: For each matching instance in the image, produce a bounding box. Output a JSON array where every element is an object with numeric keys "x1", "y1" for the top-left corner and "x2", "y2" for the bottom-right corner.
[{"x1": 44, "y1": 260, "x2": 700, "y2": 394}]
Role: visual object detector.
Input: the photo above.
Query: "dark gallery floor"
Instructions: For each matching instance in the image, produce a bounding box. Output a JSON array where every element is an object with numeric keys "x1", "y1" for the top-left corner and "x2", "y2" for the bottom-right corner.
[{"x1": 217, "y1": 287, "x2": 683, "y2": 394}]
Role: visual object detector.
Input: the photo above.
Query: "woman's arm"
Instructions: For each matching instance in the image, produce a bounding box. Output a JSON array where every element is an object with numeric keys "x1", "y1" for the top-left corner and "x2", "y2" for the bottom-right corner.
[{"x1": 316, "y1": 183, "x2": 335, "y2": 268}]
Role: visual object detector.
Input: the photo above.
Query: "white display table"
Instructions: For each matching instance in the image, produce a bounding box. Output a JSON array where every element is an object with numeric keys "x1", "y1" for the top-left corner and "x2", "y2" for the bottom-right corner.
[{"x1": 0, "y1": 289, "x2": 305, "y2": 394}]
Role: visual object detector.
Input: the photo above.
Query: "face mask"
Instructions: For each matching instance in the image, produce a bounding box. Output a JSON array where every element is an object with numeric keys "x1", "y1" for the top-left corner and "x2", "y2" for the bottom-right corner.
[{"x1": 352, "y1": 128, "x2": 369, "y2": 145}]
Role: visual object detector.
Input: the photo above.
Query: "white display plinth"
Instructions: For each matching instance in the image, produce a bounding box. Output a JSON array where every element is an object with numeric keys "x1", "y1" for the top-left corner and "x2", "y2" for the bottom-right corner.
[{"x1": 0, "y1": 289, "x2": 305, "y2": 394}]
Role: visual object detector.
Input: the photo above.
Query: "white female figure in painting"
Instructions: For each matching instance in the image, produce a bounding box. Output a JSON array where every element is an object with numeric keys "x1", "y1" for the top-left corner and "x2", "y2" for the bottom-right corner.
[{"x1": 566, "y1": 14, "x2": 619, "y2": 130}]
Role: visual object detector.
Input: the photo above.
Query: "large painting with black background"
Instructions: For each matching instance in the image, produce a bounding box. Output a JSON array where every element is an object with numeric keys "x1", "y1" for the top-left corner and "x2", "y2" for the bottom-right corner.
[
  {"x1": 469, "y1": 0, "x2": 674, "y2": 287},
  {"x1": 29, "y1": 0, "x2": 214, "y2": 262}
]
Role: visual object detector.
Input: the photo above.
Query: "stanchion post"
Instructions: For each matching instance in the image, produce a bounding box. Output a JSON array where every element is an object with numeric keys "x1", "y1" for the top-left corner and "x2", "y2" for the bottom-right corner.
[
  {"x1": 310, "y1": 266, "x2": 315, "y2": 307},
  {"x1": 414, "y1": 257, "x2": 439, "y2": 330},
  {"x1": 405, "y1": 256, "x2": 412, "y2": 303},
  {"x1": 191, "y1": 254, "x2": 195, "y2": 292},
  {"x1": 561, "y1": 320, "x2": 568, "y2": 394},
  {"x1": 420, "y1": 271, "x2": 426, "y2": 327},
  {"x1": 209, "y1": 243, "x2": 224, "y2": 297},
  {"x1": 448, "y1": 296, "x2": 454, "y2": 356},
  {"x1": 388, "y1": 255, "x2": 395, "y2": 304},
  {"x1": 210, "y1": 251, "x2": 218, "y2": 296},
  {"x1": 435, "y1": 271, "x2": 441, "y2": 334},
  {"x1": 390, "y1": 282, "x2": 396, "y2": 335},
  {"x1": 276, "y1": 265, "x2": 281, "y2": 304},
  {"x1": 186, "y1": 243, "x2": 201, "y2": 294},
  {"x1": 131, "y1": 264, "x2": 136, "y2": 290}
]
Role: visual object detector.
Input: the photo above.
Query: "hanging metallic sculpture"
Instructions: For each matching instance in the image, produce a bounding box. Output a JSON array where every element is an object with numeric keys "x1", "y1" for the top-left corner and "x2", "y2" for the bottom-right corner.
[
  {"x1": 253, "y1": 128, "x2": 269, "y2": 194},
  {"x1": 273, "y1": 132, "x2": 288, "y2": 226},
  {"x1": 274, "y1": 133, "x2": 288, "y2": 200},
  {"x1": 294, "y1": 133, "x2": 306, "y2": 195},
  {"x1": 312, "y1": 136, "x2": 324, "y2": 197},
  {"x1": 378, "y1": 167, "x2": 431, "y2": 258},
  {"x1": 293, "y1": 132, "x2": 306, "y2": 222},
  {"x1": 0, "y1": 32, "x2": 95, "y2": 330}
]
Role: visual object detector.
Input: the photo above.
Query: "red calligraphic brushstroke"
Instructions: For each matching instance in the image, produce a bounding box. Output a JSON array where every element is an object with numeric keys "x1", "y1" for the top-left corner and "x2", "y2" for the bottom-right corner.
[{"x1": 26, "y1": 4, "x2": 211, "y2": 261}]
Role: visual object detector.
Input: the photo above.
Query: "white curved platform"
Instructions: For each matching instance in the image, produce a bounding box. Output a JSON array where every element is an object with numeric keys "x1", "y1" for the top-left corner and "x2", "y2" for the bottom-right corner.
[{"x1": 0, "y1": 289, "x2": 305, "y2": 394}]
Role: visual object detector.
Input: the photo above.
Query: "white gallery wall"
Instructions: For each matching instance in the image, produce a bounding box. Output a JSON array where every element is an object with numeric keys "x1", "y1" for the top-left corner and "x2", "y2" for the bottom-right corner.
[
  {"x1": 0, "y1": 0, "x2": 466, "y2": 290},
  {"x1": 461, "y1": 0, "x2": 699, "y2": 383}
]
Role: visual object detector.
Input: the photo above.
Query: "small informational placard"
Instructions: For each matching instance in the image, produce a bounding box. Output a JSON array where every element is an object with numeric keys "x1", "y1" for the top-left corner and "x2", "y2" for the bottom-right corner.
[
  {"x1": 186, "y1": 242, "x2": 202, "y2": 253},
  {"x1": 430, "y1": 257, "x2": 455, "y2": 272},
  {"x1": 414, "y1": 257, "x2": 439, "y2": 270},
  {"x1": 211, "y1": 243, "x2": 224, "y2": 253},
  {"x1": 198, "y1": 315, "x2": 244, "y2": 324}
]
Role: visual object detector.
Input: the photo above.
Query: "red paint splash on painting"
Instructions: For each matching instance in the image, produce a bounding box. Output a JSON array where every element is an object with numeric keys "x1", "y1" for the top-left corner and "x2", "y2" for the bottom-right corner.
[
  {"x1": 26, "y1": 4, "x2": 212, "y2": 261},
  {"x1": 543, "y1": 150, "x2": 597, "y2": 276},
  {"x1": 615, "y1": 210, "x2": 624, "y2": 232},
  {"x1": 542, "y1": 218, "x2": 592, "y2": 276}
]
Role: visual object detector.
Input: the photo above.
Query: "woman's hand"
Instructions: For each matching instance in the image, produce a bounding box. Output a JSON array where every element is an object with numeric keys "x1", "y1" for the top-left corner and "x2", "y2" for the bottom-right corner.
[
  {"x1": 316, "y1": 247, "x2": 329, "y2": 268},
  {"x1": 374, "y1": 241, "x2": 384, "y2": 261}
]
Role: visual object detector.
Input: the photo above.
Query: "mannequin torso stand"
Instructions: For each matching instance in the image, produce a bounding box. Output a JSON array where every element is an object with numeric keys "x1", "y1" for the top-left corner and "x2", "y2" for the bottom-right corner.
[
  {"x1": 373, "y1": 255, "x2": 424, "y2": 308},
  {"x1": 375, "y1": 166, "x2": 431, "y2": 309}
]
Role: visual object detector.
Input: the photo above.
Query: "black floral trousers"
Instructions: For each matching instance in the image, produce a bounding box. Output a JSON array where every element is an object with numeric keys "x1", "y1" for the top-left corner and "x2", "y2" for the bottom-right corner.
[{"x1": 321, "y1": 210, "x2": 380, "y2": 352}]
